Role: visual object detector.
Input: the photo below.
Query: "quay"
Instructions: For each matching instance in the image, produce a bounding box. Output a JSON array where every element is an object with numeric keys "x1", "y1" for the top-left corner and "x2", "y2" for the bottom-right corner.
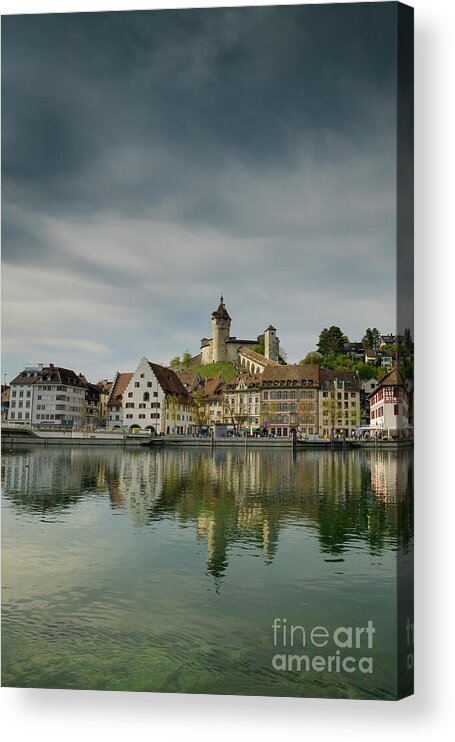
[{"x1": 1, "y1": 426, "x2": 412, "y2": 450}]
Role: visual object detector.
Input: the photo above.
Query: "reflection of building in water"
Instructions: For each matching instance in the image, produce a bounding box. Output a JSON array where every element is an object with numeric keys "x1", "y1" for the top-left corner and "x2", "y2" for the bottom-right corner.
[
  {"x1": 104, "y1": 451, "x2": 166, "y2": 526},
  {"x1": 2, "y1": 447, "x2": 413, "y2": 583},
  {"x1": 370, "y1": 451, "x2": 410, "y2": 502},
  {"x1": 317, "y1": 450, "x2": 363, "y2": 502}
]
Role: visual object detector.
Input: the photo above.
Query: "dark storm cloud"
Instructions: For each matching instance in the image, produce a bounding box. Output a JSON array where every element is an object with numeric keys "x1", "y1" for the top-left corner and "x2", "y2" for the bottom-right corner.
[
  {"x1": 2, "y1": 3, "x2": 399, "y2": 380},
  {"x1": 2, "y1": 5, "x2": 395, "y2": 218}
]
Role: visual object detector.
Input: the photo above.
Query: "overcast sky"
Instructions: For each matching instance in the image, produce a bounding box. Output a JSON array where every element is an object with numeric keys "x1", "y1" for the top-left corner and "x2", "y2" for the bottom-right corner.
[{"x1": 2, "y1": 3, "x2": 398, "y2": 382}]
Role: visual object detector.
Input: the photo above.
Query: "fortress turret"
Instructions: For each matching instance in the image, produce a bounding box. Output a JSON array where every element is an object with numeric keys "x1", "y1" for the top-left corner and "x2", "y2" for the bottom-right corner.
[
  {"x1": 264, "y1": 325, "x2": 279, "y2": 361},
  {"x1": 211, "y1": 293, "x2": 231, "y2": 363}
]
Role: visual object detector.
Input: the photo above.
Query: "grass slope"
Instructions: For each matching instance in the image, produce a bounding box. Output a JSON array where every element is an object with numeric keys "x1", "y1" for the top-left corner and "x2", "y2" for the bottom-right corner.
[{"x1": 191, "y1": 362, "x2": 238, "y2": 383}]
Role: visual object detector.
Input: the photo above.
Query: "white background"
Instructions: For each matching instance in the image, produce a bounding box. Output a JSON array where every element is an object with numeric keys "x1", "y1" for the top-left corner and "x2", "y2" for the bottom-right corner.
[{"x1": 1, "y1": 0, "x2": 454, "y2": 740}]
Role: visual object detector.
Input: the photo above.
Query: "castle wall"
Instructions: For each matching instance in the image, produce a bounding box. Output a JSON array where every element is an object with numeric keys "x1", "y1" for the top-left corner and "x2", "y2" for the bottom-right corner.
[{"x1": 201, "y1": 342, "x2": 213, "y2": 365}]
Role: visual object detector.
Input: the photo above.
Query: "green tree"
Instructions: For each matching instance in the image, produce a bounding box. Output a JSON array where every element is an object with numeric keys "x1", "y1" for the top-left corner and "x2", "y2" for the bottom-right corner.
[
  {"x1": 403, "y1": 327, "x2": 413, "y2": 351},
  {"x1": 190, "y1": 389, "x2": 209, "y2": 431},
  {"x1": 317, "y1": 326, "x2": 347, "y2": 356},
  {"x1": 169, "y1": 356, "x2": 181, "y2": 369},
  {"x1": 252, "y1": 334, "x2": 265, "y2": 355},
  {"x1": 277, "y1": 346, "x2": 288, "y2": 365},
  {"x1": 362, "y1": 328, "x2": 381, "y2": 349},
  {"x1": 299, "y1": 352, "x2": 323, "y2": 365},
  {"x1": 181, "y1": 350, "x2": 193, "y2": 369}
]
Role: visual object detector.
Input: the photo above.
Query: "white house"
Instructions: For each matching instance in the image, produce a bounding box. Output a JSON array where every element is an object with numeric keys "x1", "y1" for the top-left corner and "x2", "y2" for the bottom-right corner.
[
  {"x1": 8, "y1": 364, "x2": 85, "y2": 427},
  {"x1": 8, "y1": 364, "x2": 43, "y2": 424},
  {"x1": 122, "y1": 358, "x2": 195, "y2": 435},
  {"x1": 368, "y1": 367, "x2": 409, "y2": 434}
]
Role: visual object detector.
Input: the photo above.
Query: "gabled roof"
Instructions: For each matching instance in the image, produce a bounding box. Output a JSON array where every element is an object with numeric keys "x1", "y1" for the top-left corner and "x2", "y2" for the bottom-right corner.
[
  {"x1": 238, "y1": 346, "x2": 279, "y2": 366},
  {"x1": 176, "y1": 370, "x2": 203, "y2": 391},
  {"x1": 320, "y1": 369, "x2": 361, "y2": 391},
  {"x1": 202, "y1": 376, "x2": 225, "y2": 400},
  {"x1": 372, "y1": 367, "x2": 406, "y2": 390},
  {"x1": 108, "y1": 372, "x2": 133, "y2": 407},
  {"x1": 260, "y1": 364, "x2": 320, "y2": 384},
  {"x1": 225, "y1": 373, "x2": 262, "y2": 391},
  {"x1": 148, "y1": 362, "x2": 190, "y2": 402},
  {"x1": 10, "y1": 372, "x2": 40, "y2": 385}
]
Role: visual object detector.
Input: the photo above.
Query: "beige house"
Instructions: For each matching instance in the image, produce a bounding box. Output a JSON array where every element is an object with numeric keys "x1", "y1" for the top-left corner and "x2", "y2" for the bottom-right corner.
[
  {"x1": 318, "y1": 370, "x2": 361, "y2": 439},
  {"x1": 224, "y1": 374, "x2": 262, "y2": 433},
  {"x1": 97, "y1": 379, "x2": 113, "y2": 426}
]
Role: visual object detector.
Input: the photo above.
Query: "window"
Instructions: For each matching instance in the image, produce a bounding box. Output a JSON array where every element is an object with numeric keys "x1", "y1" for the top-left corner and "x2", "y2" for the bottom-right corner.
[
  {"x1": 394, "y1": 404, "x2": 398, "y2": 416},
  {"x1": 153, "y1": 391, "x2": 158, "y2": 398},
  {"x1": 139, "y1": 414, "x2": 145, "y2": 419},
  {"x1": 147, "y1": 381, "x2": 152, "y2": 387},
  {"x1": 11, "y1": 390, "x2": 16, "y2": 397},
  {"x1": 128, "y1": 392, "x2": 133, "y2": 398},
  {"x1": 126, "y1": 414, "x2": 133, "y2": 419},
  {"x1": 140, "y1": 373, "x2": 145, "y2": 378},
  {"x1": 135, "y1": 382, "x2": 140, "y2": 388},
  {"x1": 143, "y1": 392, "x2": 150, "y2": 402}
]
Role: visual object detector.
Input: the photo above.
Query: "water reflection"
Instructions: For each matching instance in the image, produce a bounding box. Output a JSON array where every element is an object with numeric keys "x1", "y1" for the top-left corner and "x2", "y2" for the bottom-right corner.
[{"x1": 2, "y1": 446, "x2": 413, "y2": 583}]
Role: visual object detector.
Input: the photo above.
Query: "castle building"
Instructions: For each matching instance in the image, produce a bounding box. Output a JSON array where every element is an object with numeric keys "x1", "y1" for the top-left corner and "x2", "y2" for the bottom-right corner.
[{"x1": 199, "y1": 295, "x2": 280, "y2": 373}]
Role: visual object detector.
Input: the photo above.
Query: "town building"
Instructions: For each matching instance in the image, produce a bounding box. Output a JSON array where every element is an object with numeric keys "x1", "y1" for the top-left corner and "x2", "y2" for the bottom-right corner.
[
  {"x1": 32, "y1": 365, "x2": 86, "y2": 427},
  {"x1": 96, "y1": 379, "x2": 113, "y2": 426},
  {"x1": 122, "y1": 358, "x2": 195, "y2": 435},
  {"x1": 365, "y1": 348, "x2": 394, "y2": 367},
  {"x1": 318, "y1": 370, "x2": 361, "y2": 439},
  {"x1": 260, "y1": 364, "x2": 320, "y2": 438},
  {"x1": 78, "y1": 375, "x2": 102, "y2": 429},
  {"x1": 360, "y1": 378, "x2": 378, "y2": 425},
  {"x1": 107, "y1": 372, "x2": 133, "y2": 428},
  {"x1": 224, "y1": 374, "x2": 262, "y2": 434},
  {"x1": 8, "y1": 364, "x2": 86, "y2": 427},
  {"x1": 7, "y1": 364, "x2": 43, "y2": 424},
  {"x1": 2, "y1": 385, "x2": 10, "y2": 421},
  {"x1": 202, "y1": 376, "x2": 226, "y2": 429},
  {"x1": 368, "y1": 367, "x2": 410, "y2": 435},
  {"x1": 197, "y1": 295, "x2": 280, "y2": 369}
]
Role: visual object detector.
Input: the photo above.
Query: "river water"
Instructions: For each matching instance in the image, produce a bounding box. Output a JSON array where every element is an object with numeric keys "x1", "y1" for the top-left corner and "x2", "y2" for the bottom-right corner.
[{"x1": 1, "y1": 445, "x2": 413, "y2": 698}]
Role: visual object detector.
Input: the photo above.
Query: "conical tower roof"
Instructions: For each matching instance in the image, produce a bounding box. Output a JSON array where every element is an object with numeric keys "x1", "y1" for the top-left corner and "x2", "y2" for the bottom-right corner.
[{"x1": 212, "y1": 293, "x2": 231, "y2": 321}]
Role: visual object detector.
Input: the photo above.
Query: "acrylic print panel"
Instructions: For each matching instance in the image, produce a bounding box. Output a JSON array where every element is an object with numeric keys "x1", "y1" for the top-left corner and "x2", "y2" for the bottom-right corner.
[{"x1": 1, "y1": 2, "x2": 414, "y2": 699}]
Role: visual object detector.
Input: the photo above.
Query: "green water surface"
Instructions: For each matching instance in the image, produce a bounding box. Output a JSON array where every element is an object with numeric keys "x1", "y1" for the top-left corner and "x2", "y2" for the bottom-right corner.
[{"x1": 1, "y1": 446, "x2": 413, "y2": 699}]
